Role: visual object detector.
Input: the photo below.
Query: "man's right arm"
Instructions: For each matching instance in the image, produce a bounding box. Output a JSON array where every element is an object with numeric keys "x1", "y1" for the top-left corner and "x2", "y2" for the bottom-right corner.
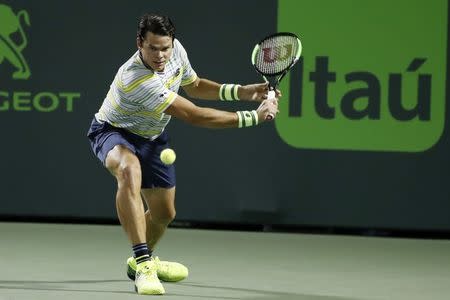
[{"x1": 165, "y1": 95, "x2": 278, "y2": 129}]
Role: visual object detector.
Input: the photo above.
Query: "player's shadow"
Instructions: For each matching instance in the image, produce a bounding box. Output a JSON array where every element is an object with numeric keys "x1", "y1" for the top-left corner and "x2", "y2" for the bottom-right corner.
[
  {"x1": 177, "y1": 282, "x2": 362, "y2": 300},
  {"x1": 0, "y1": 279, "x2": 240, "y2": 299},
  {"x1": 0, "y1": 279, "x2": 134, "y2": 295},
  {"x1": 0, "y1": 280, "x2": 363, "y2": 299},
  {"x1": 0, "y1": 279, "x2": 127, "y2": 284}
]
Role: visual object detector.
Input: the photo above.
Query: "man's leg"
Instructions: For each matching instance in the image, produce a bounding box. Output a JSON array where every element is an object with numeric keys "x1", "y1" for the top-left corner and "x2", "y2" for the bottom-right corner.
[
  {"x1": 105, "y1": 145, "x2": 165, "y2": 294},
  {"x1": 105, "y1": 145, "x2": 146, "y2": 245},
  {"x1": 125, "y1": 187, "x2": 188, "y2": 282},
  {"x1": 141, "y1": 187, "x2": 176, "y2": 250}
]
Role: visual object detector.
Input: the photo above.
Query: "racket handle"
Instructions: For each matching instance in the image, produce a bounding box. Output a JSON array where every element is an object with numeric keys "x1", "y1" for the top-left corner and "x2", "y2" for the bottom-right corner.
[{"x1": 266, "y1": 90, "x2": 276, "y2": 120}]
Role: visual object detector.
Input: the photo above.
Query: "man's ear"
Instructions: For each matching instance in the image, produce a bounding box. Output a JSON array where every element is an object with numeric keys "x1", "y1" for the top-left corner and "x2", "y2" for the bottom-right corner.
[{"x1": 136, "y1": 37, "x2": 142, "y2": 49}]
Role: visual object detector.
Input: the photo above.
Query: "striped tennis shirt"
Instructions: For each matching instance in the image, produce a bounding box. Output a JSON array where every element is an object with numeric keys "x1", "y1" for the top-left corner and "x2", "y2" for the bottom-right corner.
[{"x1": 95, "y1": 39, "x2": 197, "y2": 139}]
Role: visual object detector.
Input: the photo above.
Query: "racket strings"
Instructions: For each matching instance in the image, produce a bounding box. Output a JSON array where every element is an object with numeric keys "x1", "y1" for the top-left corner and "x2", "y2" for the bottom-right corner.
[{"x1": 255, "y1": 35, "x2": 300, "y2": 75}]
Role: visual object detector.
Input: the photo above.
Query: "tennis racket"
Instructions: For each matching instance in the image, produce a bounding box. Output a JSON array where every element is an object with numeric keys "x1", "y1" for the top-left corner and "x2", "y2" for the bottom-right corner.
[{"x1": 251, "y1": 32, "x2": 302, "y2": 120}]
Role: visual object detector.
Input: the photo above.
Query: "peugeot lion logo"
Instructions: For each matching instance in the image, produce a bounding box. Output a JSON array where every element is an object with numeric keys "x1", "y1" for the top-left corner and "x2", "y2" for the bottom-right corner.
[{"x1": 0, "y1": 4, "x2": 31, "y2": 80}]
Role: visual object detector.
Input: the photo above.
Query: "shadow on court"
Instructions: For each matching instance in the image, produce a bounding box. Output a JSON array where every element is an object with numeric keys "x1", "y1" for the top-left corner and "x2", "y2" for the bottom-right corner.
[
  {"x1": 177, "y1": 282, "x2": 362, "y2": 300},
  {"x1": 0, "y1": 280, "x2": 362, "y2": 300},
  {"x1": 0, "y1": 279, "x2": 127, "y2": 284},
  {"x1": 0, "y1": 279, "x2": 134, "y2": 295}
]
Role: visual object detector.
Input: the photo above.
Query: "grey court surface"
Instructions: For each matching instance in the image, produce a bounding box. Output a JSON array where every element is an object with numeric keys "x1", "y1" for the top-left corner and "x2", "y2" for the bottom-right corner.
[{"x1": 0, "y1": 222, "x2": 449, "y2": 300}]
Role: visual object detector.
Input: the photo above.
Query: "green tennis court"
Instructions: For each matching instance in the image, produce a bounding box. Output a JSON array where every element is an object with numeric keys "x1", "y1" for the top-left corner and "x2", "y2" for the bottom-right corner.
[{"x1": 1, "y1": 222, "x2": 449, "y2": 300}]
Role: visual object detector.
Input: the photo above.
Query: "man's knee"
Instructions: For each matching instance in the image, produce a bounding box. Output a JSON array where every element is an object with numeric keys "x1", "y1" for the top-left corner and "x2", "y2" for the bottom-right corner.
[
  {"x1": 105, "y1": 146, "x2": 141, "y2": 186},
  {"x1": 153, "y1": 208, "x2": 176, "y2": 225},
  {"x1": 117, "y1": 163, "x2": 141, "y2": 185}
]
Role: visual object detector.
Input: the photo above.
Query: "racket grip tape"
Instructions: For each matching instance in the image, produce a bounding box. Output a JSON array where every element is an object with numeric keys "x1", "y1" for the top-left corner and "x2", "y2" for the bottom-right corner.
[{"x1": 266, "y1": 90, "x2": 276, "y2": 120}]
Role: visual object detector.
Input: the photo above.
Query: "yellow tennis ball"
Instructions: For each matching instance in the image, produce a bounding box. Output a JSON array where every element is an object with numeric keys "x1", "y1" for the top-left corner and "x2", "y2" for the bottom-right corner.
[{"x1": 160, "y1": 148, "x2": 176, "y2": 165}]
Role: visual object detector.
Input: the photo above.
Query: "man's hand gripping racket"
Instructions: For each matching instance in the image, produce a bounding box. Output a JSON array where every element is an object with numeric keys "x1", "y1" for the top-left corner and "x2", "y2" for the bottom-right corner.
[{"x1": 251, "y1": 32, "x2": 302, "y2": 120}]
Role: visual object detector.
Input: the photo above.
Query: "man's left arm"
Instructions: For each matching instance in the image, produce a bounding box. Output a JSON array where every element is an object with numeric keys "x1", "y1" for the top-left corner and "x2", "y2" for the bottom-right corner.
[{"x1": 182, "y1": 77, "x2": 279, "y2": 102}]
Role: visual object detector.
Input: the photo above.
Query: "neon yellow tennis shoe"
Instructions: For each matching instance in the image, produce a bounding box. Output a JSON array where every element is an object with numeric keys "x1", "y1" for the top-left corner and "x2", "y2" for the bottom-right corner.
[
  {"x1": 127, "y1": 256, "x2": 189, "y2": 282},
  {"x1": 134, "y1": 260, "x2": 165, "y2": 295}
]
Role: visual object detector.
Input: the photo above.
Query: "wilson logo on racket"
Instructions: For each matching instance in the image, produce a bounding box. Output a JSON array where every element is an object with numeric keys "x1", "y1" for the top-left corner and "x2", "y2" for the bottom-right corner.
[
  {"x1": 262, "y1": 44, "x2": 293, "y2": 63},
  {"x1": 276, "y1": 0, "x2": 447, "y2": 152}
]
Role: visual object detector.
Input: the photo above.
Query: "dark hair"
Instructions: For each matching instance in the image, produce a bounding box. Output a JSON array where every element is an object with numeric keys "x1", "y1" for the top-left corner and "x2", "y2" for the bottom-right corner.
[{"x1": 137, "y1": 14, "x2": 175, "y2": 41}]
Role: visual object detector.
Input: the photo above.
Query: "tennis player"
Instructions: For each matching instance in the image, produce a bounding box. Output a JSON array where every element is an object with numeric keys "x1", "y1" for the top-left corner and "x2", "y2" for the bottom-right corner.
[{"x1": 87, "y1": 13, "x2": 279, "y2": 295}]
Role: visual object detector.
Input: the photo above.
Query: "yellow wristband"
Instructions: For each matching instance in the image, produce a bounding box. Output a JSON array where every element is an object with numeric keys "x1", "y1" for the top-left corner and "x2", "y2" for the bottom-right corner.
[
  {"x1": 219, "y1": 84, "x2": 241, "y2": 101},
  {"x1": 236, "y1": 110, "x2": 258, "y2": 128}
]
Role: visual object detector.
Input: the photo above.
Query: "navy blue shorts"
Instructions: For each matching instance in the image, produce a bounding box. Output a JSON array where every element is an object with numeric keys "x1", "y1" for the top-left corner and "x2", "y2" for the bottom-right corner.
[{"x1": 87, "y1": 117, "x2": 176, "y2": 189}]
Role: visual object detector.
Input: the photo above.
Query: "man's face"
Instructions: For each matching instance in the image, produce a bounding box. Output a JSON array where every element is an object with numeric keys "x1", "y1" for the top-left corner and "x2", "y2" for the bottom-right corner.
[{"x1": 138, "y1": 32, "x2": 173, "y2": 72}]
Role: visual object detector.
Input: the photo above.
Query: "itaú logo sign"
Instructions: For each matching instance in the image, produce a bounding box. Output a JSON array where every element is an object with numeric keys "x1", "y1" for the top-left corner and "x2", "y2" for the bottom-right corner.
[
  {"x1": 276, "y1": 0, "x2": 447, "y2": 152},
  {"x1": 0, "y1": 4, "x2": 81, "y2": 112}
]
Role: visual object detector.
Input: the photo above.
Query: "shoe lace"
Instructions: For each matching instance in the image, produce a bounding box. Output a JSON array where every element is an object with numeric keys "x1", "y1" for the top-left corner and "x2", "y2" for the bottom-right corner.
[
  {"x1": 151, "y1": 256, "x2": 161, "y2": 266},
  {"x1": 137, "y1": 261, "x2": 157, "y2": 278},
  {"x1": 152, "y1": 256, "x2": 172, "y2": 274}
]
